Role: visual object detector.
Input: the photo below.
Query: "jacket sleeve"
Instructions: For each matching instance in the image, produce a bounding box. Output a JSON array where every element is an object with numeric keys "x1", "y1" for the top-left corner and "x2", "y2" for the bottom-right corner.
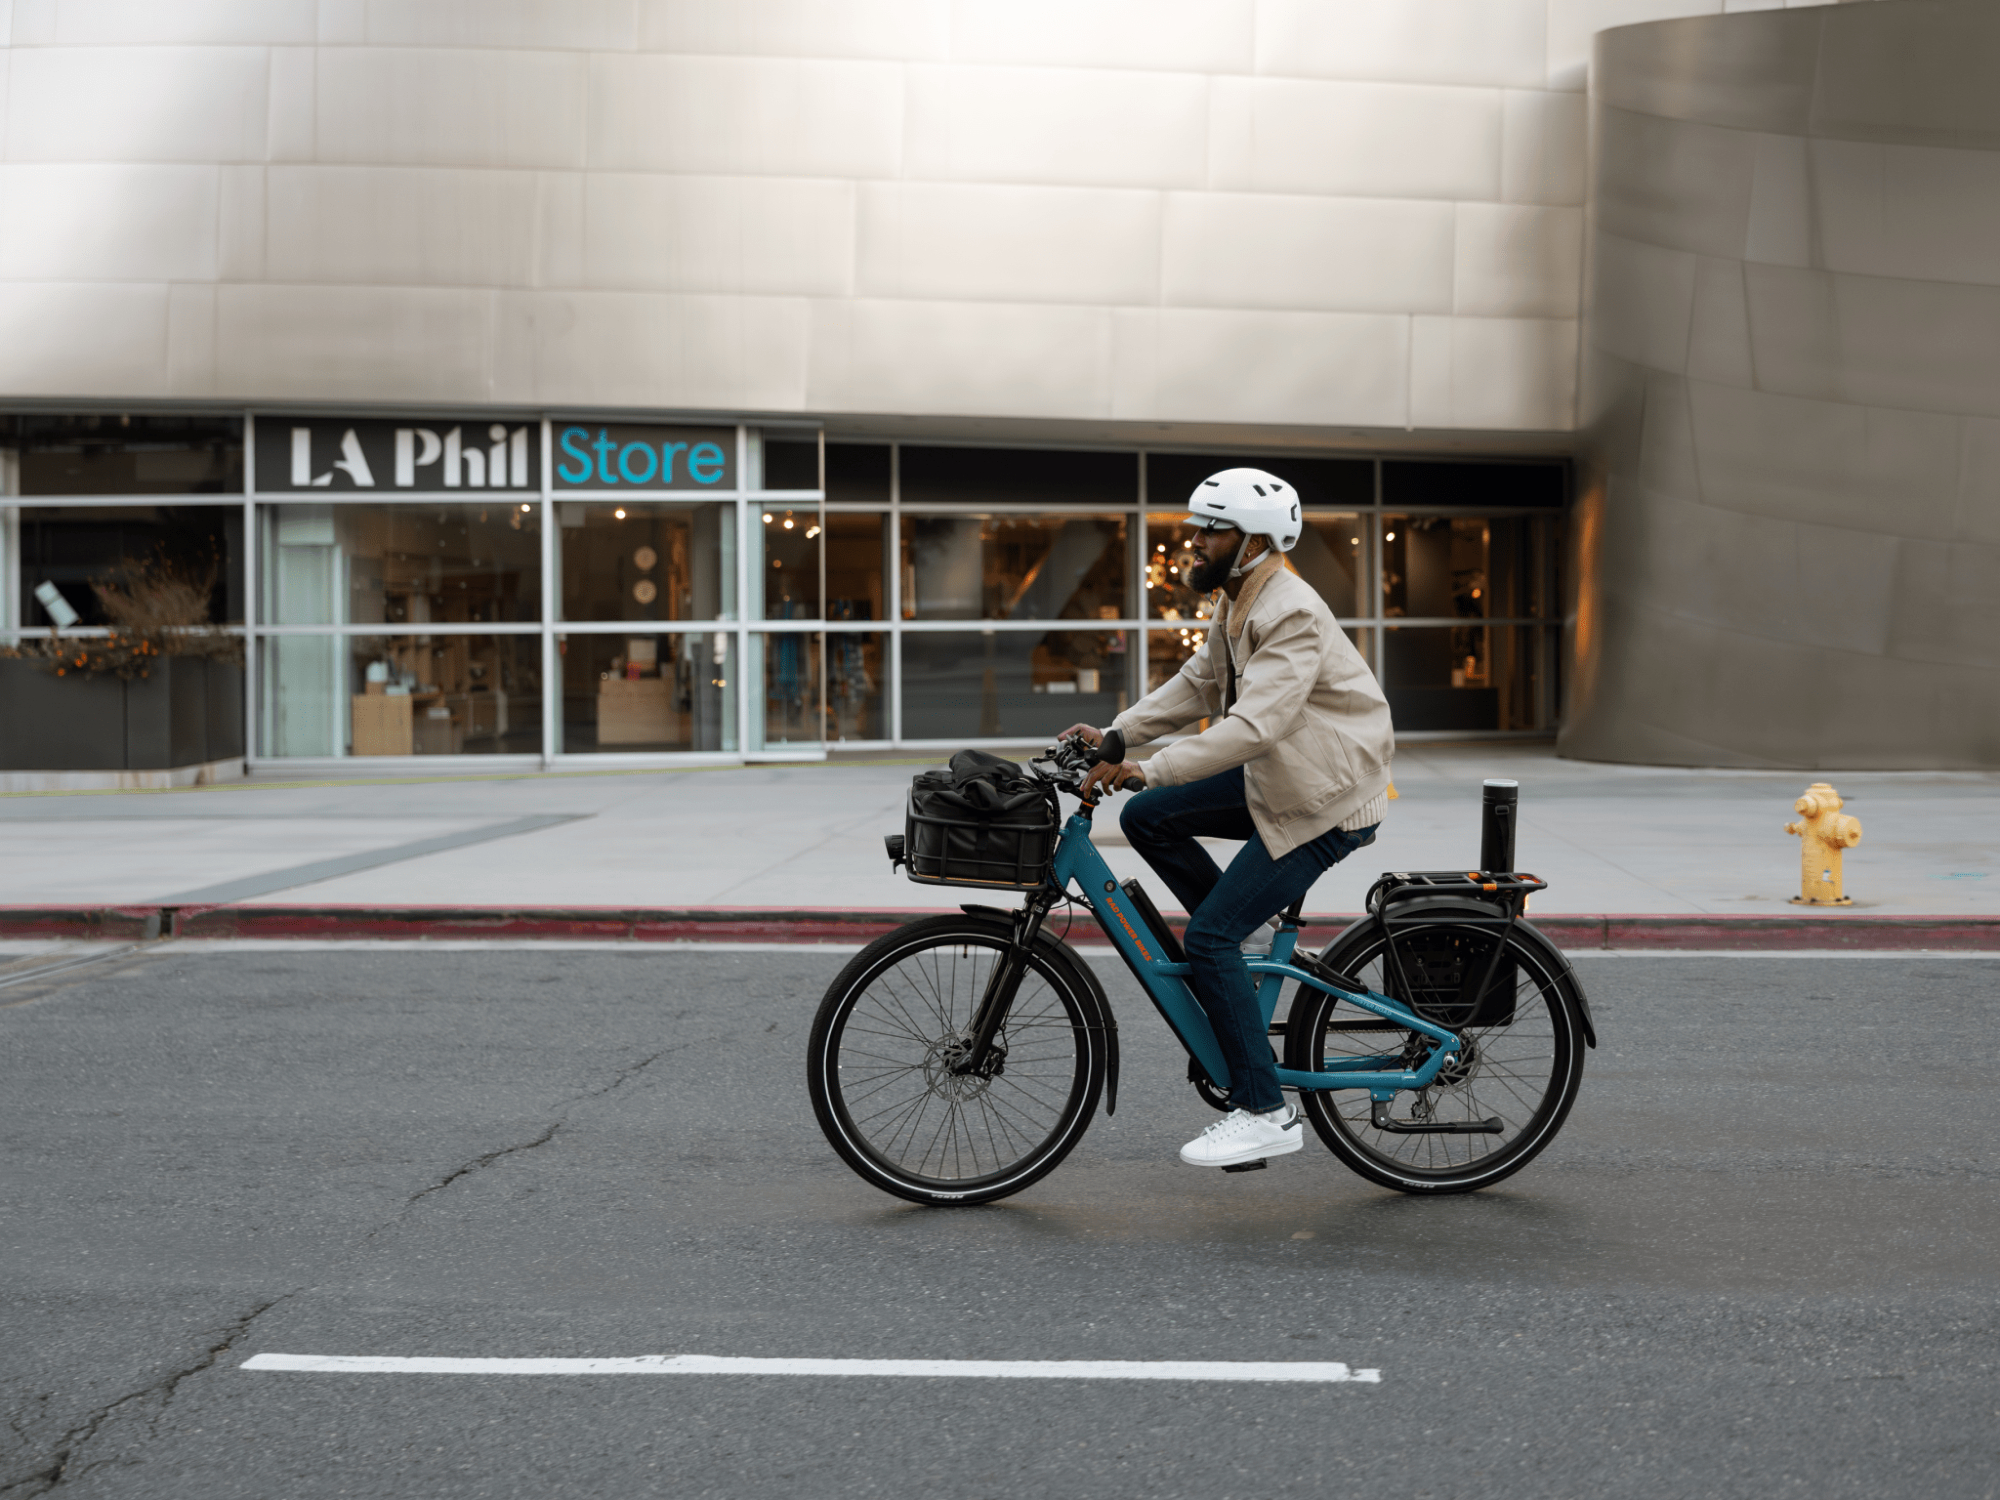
[
  {"x1": 1110, "y1": 628, "x2": 1223, "y2": 748},
  {"x1": 1137, "y1": 607, "x2": 1321, "y2": 789}
]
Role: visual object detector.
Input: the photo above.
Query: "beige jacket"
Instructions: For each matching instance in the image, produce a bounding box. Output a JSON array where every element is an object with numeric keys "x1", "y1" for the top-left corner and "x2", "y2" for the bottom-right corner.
[{"x1": 1111, "y1": 554, "x2": 1394, "y2": 856}]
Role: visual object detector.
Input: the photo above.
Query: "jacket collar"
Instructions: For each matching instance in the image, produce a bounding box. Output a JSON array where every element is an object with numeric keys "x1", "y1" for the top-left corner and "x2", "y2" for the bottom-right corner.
[{"x1": 1217, "y1": 553, "x2": 1285, "y2": 640}]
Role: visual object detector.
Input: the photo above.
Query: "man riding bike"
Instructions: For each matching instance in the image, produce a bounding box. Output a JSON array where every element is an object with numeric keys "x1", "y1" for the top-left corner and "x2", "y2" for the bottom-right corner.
[{"x1": 1063, "y1": 468, "x2": 1395, "y2": 1170}]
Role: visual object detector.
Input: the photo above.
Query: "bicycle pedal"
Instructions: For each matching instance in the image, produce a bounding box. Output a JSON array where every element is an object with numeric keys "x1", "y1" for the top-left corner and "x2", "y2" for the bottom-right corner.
[{"x1": 1220, "y1": 1159, "x2": 1268, "y2": 1174}]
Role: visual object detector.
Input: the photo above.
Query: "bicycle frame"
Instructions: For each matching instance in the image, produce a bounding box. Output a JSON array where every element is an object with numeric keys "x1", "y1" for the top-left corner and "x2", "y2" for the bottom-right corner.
[{"x1": 1046, "y1": 806, "x2": 1462, "y2": 1103}]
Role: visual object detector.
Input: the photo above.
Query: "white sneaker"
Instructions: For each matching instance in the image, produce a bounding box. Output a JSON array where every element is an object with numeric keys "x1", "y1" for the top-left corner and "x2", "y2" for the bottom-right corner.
[
  {"x1": 1179, "y1": 1105, "x2": 1303, "y2": 1168},
  {"x1": 1240, "y1": 917, "x2": 1282, "y2": 957}
]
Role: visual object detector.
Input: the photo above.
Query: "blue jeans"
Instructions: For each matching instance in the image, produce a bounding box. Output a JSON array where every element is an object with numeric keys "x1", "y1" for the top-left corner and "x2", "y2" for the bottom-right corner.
[{"x1": 1119, "y1": 767, "x2": 1376, "y2": 1114}]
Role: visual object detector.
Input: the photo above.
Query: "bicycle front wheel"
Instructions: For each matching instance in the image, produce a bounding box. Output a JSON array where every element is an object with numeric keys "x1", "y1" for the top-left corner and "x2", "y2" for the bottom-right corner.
[
  {"x1": 807, "y1": 916, "x2": 1105, "y2": 1206},
  {"x1": 1284, "y1": 912, "x2": 1586, "y2": 1194}
]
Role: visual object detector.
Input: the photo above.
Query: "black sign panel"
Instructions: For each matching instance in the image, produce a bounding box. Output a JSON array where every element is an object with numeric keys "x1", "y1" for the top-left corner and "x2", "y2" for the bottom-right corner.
[
  {"x1": 551, "y1": 422, "x2": 736, "y2": 491},
  {"x1": 255, "y1": 417, "x2": 541, "y2": 493}
]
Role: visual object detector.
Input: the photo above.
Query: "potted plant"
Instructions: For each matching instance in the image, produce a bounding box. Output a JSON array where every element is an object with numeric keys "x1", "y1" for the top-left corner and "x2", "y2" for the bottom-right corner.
[{"x1": 0, "y1": 553, "x2": 245, "y2": 775}]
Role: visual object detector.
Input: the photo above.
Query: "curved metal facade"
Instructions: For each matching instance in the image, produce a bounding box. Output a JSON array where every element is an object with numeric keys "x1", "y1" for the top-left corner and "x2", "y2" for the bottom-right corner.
[{"x1": 1564, "y1": 1, "x2": 2000, "y2": 768}]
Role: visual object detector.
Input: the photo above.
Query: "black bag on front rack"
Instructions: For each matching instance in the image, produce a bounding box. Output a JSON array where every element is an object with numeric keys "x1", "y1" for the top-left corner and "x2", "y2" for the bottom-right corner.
[{"x1": 905, "y1": 749, "x2": 1059, "y2": 889}]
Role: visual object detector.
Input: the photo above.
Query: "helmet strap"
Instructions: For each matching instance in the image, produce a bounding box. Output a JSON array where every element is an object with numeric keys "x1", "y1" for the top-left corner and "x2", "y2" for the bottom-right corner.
[{"x1": 1228, "y1": 534, "x2": 1262, "y2": 580}]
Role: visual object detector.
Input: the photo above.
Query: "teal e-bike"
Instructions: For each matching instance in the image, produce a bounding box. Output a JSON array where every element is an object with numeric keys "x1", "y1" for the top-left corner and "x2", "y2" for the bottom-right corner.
[{"x1": 807, "y1": 734, "x2": 1595, "y2": 1206}]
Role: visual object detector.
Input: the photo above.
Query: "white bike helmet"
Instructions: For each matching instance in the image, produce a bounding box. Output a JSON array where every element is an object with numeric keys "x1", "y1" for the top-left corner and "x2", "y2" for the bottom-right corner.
[{"x1": 1185, "y1": 468, "x2": 1303, "y2": 575}]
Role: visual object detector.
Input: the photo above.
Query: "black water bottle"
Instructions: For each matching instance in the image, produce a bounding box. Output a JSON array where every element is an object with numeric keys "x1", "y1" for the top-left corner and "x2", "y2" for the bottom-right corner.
[{"x1": 1479, "y1": 779, "x2": 1518, "y2": 875}]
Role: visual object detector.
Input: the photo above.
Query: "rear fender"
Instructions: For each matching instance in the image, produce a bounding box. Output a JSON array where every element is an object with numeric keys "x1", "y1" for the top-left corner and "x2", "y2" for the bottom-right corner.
[{"x1": 1318, "y1": 898, "x2": 1596, "y2": 1049}]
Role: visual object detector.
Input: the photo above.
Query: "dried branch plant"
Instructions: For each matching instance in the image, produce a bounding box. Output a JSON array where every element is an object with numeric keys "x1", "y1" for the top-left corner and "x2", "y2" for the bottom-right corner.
[
  {"x1": 92, "y1": 552, "x2": 219, "y2": 635},
  {"x1": 2, "y1": 549, "x2": 242, "y2": 678}
]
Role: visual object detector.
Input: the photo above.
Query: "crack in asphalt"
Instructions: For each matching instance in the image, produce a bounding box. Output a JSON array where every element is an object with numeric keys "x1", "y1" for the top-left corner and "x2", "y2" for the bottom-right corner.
[
  {"x1": 3, "y1": 1024, "x2": 723, "y2": 1488},
  {"x1": 402, "y1": 1119, "x2": 565, "y2": 1208},
  {"x1": 381, "y1": 1033, "x2": 711, "y2": 1226},
  {"x1": 1, "y1": 1295, "x2": 295, "y2": 1496}
]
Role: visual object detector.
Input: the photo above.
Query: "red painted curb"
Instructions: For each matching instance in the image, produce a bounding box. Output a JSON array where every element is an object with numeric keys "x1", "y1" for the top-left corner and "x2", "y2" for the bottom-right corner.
[{"x1": 3, "y1": 905, "x2": 1999, "y2": 950}]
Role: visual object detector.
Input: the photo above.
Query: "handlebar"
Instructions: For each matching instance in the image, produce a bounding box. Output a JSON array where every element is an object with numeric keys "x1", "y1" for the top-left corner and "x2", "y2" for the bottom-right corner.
[{"x1": 1034, "y1": 728, "x2": 1139, "y2": 800}]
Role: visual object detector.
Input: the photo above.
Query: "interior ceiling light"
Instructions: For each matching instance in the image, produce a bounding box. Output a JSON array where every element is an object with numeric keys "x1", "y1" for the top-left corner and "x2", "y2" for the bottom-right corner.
[
  {"x1": 614, "y1": 508, "x2": 626, "y2": 520},
  {"x1": 762, "y1": 512, "x2": 774, "y2": 523},
  {"x1": 1386, "y1": 531, "x2": 1397, "y2": 541}
]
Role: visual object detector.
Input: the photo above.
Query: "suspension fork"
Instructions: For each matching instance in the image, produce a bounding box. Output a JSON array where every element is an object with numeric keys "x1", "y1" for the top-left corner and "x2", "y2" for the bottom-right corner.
[{"x1": 952, "y1": 892, "x2": 1056, "y2": 1076}]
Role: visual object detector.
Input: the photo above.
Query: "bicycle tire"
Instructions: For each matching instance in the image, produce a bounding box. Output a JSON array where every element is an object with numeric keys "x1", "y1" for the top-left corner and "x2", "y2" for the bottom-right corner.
[
  {"x1": 807, "y1": 914, "x2": 1105, "y2": 1206},
  {"x1": 1283, "y1": 908, "x2": 1586, "y2": 1194}
]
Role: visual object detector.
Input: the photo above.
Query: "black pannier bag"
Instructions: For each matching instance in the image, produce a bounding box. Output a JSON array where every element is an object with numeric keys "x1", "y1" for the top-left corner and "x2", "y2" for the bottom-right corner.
[
  {"x1": 905, "y1": 749, "x2": 1060, "y2": 889},
  {"x1": 1388, "y1": 926, "x2": 1517, "y2": 1029}
]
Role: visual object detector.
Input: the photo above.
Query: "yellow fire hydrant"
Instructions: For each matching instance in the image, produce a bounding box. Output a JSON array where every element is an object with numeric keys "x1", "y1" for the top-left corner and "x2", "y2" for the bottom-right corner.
[{"x1": 1784, "y1": 782, "x2": 1861, "y2": 905}]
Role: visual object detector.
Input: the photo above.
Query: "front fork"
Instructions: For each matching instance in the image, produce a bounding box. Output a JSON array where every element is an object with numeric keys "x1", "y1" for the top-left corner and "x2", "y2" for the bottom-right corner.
[{"x1": 953, "y1": 894, "x2": 1055, "y2": 1077}]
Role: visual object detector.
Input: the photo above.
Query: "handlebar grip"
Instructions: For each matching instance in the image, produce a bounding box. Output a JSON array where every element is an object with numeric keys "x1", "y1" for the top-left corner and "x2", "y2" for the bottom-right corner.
[{"x1": 1094, "y1": 728, "x2": 1126, "y2": 767}]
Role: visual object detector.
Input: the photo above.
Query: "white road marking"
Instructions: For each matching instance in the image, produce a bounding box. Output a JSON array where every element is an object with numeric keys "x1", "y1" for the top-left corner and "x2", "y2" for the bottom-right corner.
[
  {"x1": 242, "y1": 1354, "x2": 1380, "y2": 1382},
  {"x1": 1572, "y1": 949, "x2": 2000, "y2": 959}
]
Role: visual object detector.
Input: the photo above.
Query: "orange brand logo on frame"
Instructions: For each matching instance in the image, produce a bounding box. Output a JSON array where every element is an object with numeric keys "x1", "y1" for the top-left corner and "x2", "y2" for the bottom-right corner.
[{"x1": 1106, "y1": 900, "x2": 1152, "y2": 962}]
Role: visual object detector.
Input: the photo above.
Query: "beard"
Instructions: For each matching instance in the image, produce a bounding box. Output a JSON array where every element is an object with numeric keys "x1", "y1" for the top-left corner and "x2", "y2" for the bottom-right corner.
[{"x1": 1187, "y1": 546, "x2": 1236, "y2": 592}]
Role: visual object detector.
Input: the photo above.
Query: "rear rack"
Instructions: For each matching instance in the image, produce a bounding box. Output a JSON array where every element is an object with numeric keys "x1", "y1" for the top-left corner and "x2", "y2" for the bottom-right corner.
[{"x1": 1366, "y1": 870, "x2": 1547, "y2": 918}]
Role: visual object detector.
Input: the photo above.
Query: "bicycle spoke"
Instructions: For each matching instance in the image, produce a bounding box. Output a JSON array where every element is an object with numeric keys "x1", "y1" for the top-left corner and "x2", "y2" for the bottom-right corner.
[{"x1": 824, "y1": 929, "x2": 1092, "y2": 1190}]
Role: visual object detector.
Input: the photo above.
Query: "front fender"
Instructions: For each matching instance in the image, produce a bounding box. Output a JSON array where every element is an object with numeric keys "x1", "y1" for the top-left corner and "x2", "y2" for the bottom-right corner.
[{"x1": 960, "y1": 904, "x2": 1122, "y2": 1114}]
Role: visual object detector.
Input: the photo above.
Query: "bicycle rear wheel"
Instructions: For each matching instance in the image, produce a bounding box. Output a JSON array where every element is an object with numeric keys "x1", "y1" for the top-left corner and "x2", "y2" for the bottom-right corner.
[
  {"x1": 1283, "y1": 912, "x2": 1585, "y2": 1194},
  {"x1": 807, "y1": 915, "x2": 1105, "y2": 1206}
]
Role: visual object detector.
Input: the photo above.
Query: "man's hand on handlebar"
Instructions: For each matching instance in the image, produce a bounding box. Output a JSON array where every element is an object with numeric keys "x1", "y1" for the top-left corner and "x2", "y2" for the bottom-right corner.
[
  {"x1": 1058, "y1": 723, "x2": 1104, "y2": 748},
  {"x1": 1080, "y1": 759, "x2": 1145, "y2": 799}
]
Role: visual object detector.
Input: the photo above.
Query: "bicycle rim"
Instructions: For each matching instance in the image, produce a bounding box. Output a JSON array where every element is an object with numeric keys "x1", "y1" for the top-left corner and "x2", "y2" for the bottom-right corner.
[
  {"x1": 810, "y1": 924, "x2": 1099, "y2": 1205},
  {"x1": 1288, "y1": 922, "x2": 1582, "y2": 1193}
]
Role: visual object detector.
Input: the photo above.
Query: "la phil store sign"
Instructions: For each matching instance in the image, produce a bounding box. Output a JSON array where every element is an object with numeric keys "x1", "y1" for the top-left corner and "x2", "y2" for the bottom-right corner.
[{"x1": 257, "y1": 418, "x2": 737, "y2": 493}]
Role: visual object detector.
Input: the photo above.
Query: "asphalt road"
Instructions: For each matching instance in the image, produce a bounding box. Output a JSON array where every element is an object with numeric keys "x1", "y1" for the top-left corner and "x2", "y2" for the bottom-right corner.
[{"x1": 3, "y1": 943, "x2": 1996, "y2": 1499}]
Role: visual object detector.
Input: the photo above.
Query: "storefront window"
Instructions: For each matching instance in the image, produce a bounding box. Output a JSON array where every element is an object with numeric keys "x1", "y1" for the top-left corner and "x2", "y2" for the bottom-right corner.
[
  {"x1": 1380, "y1": 514, "x2": 1554, "y2": 620},
  {"x1": 827, "y1": 631, "x2": 887, "y2": 742},
  {"x1": 757, "y1": 434, "x2": 820, "y2": 491},
  {"x1": 1144, "y1": 515, "x2": 1212, "y2": 624},
  {"x1": 901, "y1": 446, "x2": 1134, "y2": 507},
  {"x1": 3, "y1": 414, "x2": 243, "y2": 495},
  {"x1": 1293, "y1": 514, "x2": 1366, "y2": 618},
  {"x1": 753, "y1": 631, "x2": 822, "y2": 749},
  {"x1": 1381, "y1": 460, "x2": 1564, "y2": 510},
  {"x1": 259, "y1": 632, "x2": 541, "y2": 757},
  {"x1": 900, "y1": 628, "x2": 1132, "y2": 741},
  {"x1": 558, "y1": 501, "x2": 730, "y2": 622},
  {"x1": 558, "y1": 631, "x2": 735, "y2": 753},
  {"x1": 261, "y1": 503, "x2": 540, "y2": 627},
  {"x1": 754, "y1": 504, "x2": 821, "y2": 620},
  {"x1": 825, "y1": 512, "x2": 887, "y2": 623},
  {"x1": 899, "y1": 514, "x2": 1127, "y2": 622},
  {"x1": 1384, "y1": 624, "x2": 1554, "y2": 732},
  {"x1": 0, "y1": 416, "x2": 1576, "y2": 761},
  {"x1": 19, "y1": 505, "x2": 242, "y2": 626},
  {"x1": 827, "y1": 443, "x2": 890, "y2": 504}
]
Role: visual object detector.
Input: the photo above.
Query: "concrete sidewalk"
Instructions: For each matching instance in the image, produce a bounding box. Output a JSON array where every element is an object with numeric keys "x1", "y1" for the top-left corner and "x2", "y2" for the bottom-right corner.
[{"x1": 1, "y1": 743, "x2": 1994, "y2": 931}]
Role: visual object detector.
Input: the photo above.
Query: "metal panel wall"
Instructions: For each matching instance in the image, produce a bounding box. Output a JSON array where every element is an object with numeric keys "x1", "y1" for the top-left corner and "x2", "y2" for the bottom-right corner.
[{"x1": 1564, "y1": 0, "x2": 2000, "y2": 769}]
